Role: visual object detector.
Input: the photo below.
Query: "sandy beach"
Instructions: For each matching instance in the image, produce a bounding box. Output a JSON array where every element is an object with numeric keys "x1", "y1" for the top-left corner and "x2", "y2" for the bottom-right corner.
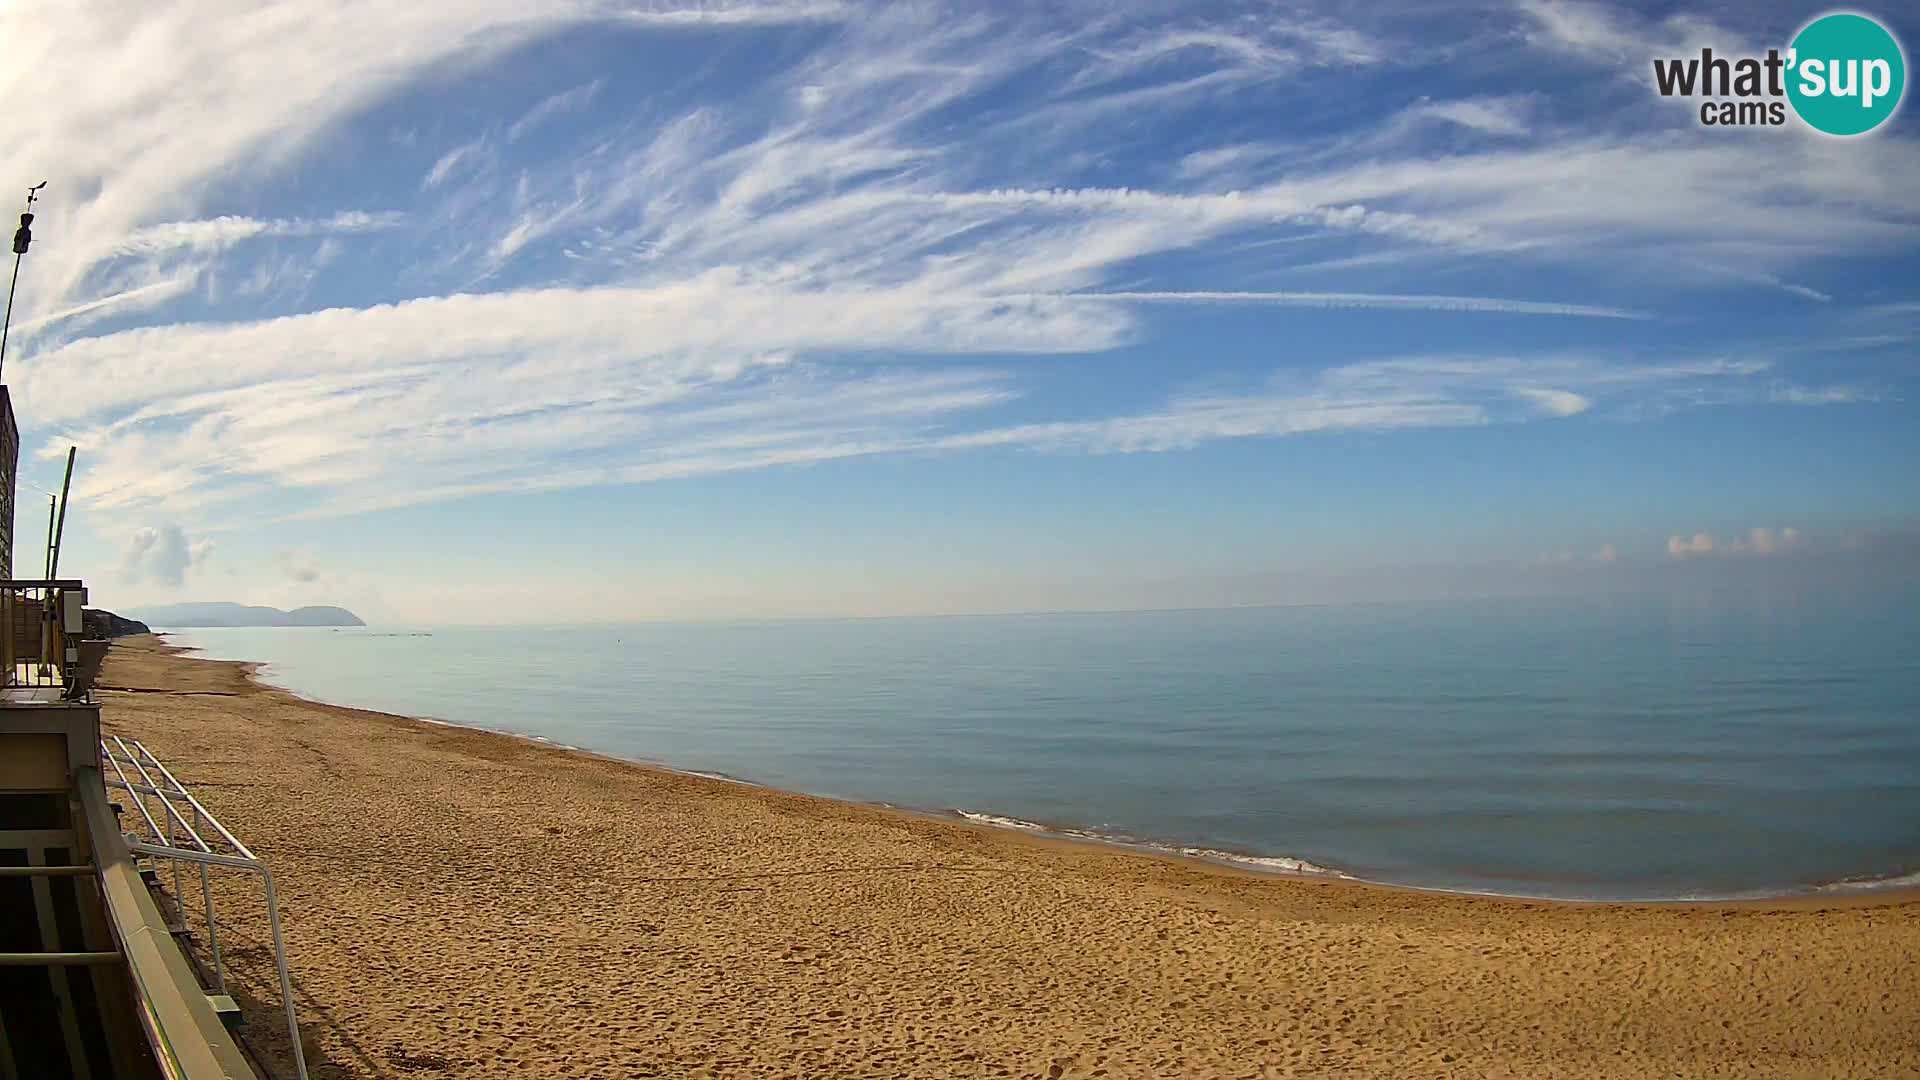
[{"x1": 95, "y1": 634, "x2": 1918, "y2": 1080}]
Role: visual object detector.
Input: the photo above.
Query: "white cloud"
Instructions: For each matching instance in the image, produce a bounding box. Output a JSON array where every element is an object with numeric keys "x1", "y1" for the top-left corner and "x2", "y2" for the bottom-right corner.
[
  {"x1": 12, "y1": 278, "x2": 1126, "y2": 427},
  {"x1": 0, "y1": 1, "x2": 843, "y2": 321},
  {"x1": 611, "y1": 2, "x2": 850, "y2": 27},
  {"x1": 1741, "y1": 526, "x2": 1802, "y2": 555},
  {"x1": 1514, "y1": 0, "x2": 1747, "y2": 68},
  {"x1": 0, "y1": 0, "x2": 1903, "y2": 547},
  {"x1": 109, "y1": 212, "x2": 404, "y2": 258},
  {"x1": 936, "y1": 354, "x2": 1803, "y2": 455},
  {"x1": 1769, "y1": 385, "x2": 1879, "y2": 406},
  {"x1": 1399, "y1": 96, "x2": 1533, "y2": 138},
  {"x1": 1508, "y1": 387, "x2": 1593, "y2": 417},
  {"x1": 507, "y1": 80, "x2": 605, "y2": 142},
  {"x1": 119, "y1": 524, "x2": 214, "y2": 585},
  {"x1": 1864, "y1": 301, "x2": 1920, "y2": 319},
  {"x1": 17, "y1": 309, "x2": 1841, "y2": 522},
  {"x1": 1069, "y1": 291, "x2": 1642, "y2": 320},
  {"x1": 1176, "y1": 144, "x2": 1273, "y2": 179},
  {"x1": 423, "y1": 140, "x2": 488, "y2": 190},
  {"x1": 10, "y1": 277, "x2": 200, "y2": 337},
  {"x1": 1079, "y1": 19, "x2": 1384, "y2": 88},
  {"x1": 7, "y1": 1, "x2": 1911, "y2": 329},
  {"x1": 1668, "y1": 533, "x2": 1716, "y2": 557},
  {"x1": 1667, "y1": 527, "x2": 1806, "y2": 558}
]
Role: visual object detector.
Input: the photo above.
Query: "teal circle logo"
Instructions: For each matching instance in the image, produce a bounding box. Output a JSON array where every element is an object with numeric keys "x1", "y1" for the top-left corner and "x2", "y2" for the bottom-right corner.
[{"x1": 1787, "y1": 12, "x2": 1906, "y2": 136}]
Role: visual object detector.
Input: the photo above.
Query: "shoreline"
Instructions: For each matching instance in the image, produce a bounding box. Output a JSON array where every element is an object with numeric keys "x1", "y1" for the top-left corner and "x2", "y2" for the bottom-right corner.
[
  {"x1": 148, "y1": 631, "x2": 1920, "y2": 912},
  {"x1": 95, "y1": 632, "x2": 1920, "y2": 1079}
]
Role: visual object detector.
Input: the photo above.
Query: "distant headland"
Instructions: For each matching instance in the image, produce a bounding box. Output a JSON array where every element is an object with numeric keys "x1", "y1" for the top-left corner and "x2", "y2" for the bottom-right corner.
[{"x1": 127, "y1": 602, "x2": 366, "y2": 628}]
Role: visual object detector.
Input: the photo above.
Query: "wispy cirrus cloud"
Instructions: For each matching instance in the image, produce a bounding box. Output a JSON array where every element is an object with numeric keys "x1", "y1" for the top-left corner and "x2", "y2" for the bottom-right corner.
[
  {"x1": 508, "y1": 80, "x2": 606, "y2": 142},
  {"x1": 610, "y1": 1, "x2": 851, "y2": 27},
  {"x1": 1, "y1": 0, "x2": 851, "y2": 317},
  {"x1": 1399, "y1": 95, "x2": 1535, "y2": 138},
  {"x1": 1513, "y1": 0, "x2": 1754, "y2": 68},
  {"x1": 23, "y1": 293, "x2": 1860, "y2": 522},
  {"x1": 423, "y1": 140, "x2": 489, "y2": 190},
  {"x1": 108, "y1": 211, "x2": 403, "y2": 258},
  {"x1": 1065, "y1": 290, "x2": 1643, "y2": 319},
  {"x1": 0, "y1": 0, "x2": 1908, "y2": 554},
  {"x1": 10, "y1": 277, "x2": 200, "y2": 337}
]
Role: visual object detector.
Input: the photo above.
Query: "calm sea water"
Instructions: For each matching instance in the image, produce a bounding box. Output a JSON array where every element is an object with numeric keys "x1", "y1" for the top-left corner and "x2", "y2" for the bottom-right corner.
[{"x1": 161, "y1": 587, "x2": 1920, "y2": 900}]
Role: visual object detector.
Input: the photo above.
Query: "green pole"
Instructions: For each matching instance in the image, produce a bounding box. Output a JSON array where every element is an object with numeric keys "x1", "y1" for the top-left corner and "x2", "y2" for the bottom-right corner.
[
  {"x1": 48, "y1": 447, "x2": 74, "y2": 579},
  {"x1": 43, "y1": 494, "x2": 55, "y2": 577}
]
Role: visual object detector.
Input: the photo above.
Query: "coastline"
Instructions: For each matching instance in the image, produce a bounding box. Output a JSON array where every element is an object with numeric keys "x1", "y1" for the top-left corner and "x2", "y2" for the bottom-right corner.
[
  {"x1": 169, "y1": 632, "x2": 1920, "y2": 909},
  {"x1": 98, "y1": 633, "x2": 1920, "y2": 1079}
]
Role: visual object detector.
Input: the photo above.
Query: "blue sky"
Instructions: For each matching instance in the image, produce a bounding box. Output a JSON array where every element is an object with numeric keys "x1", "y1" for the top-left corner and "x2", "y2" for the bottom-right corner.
[{"x1": 4, "y1": 0, "x2": 1917, "y2": 622}]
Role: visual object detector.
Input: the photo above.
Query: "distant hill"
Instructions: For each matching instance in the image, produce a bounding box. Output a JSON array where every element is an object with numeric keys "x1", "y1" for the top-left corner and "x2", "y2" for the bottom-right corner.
[
  {"x1": 282, "y1": 606, "x2": 364, "y2": 626},
  {"x1": 82, "y1": 608, "x2": 151, "y2": 638},
  {"x1": 128, "y1": 602, "x2": 366, "y2": 628}
]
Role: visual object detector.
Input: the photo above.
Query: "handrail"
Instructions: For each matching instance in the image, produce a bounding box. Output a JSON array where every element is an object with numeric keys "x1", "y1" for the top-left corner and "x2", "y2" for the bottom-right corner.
[
  {"x1": 101, "y1": 738, "x2": 309, "y2": 1080},
  {"x1": 76, "y1": 766, "x2": 259, "y2": 1080},
  {"x1": 0, "y1": 863, "x2": 94, "y2": 876},
  {"x1": 110, "y1": 736, "x2": 225, "y2": 988},
  {"x1": 0, "y1": 950, "x2": 122, "y2": 965}
]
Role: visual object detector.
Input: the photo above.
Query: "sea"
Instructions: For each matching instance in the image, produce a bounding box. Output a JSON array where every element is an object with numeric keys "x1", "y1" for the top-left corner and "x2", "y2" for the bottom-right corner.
[{"x1": 159, "y1": 585, "x2": 1920, "y2": 902}]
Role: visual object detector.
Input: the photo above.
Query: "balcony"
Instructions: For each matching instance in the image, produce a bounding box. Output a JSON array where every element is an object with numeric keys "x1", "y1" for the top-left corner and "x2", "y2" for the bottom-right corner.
[
  {"x1": 1, "y1": 576, "x2": 276, "y2": 1077},
  {"x1": 2, "y1": 579, "x2": 108, "y2": 704}
]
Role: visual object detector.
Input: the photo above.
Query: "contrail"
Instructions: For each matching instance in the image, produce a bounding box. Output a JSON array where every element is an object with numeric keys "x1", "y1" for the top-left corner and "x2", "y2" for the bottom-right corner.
[{"x1": 1055, "y1": 290, "x2": 1649, "y2": 319}]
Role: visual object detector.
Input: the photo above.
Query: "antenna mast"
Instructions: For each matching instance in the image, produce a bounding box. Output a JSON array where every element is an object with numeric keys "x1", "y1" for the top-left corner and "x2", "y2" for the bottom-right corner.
[{"x1": 0, "y1": 181, "x2": 48, "y2": 386}]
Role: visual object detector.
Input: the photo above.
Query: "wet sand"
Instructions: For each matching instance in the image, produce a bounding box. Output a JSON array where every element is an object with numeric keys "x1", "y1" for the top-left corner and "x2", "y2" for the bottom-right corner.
[{"x1": 97, "y1": 634, "x2": 1919, "y2": 1079}]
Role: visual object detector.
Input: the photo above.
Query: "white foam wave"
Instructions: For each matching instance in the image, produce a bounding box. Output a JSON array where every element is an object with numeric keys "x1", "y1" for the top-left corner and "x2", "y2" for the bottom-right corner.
[
  {"x1": 1814, "y1": 869, "x2": 1920, "y2": 893},
  {"x1": 682, "y1": 769, "x2": 758, "y2": 786},
  {"x1": 953, "y1": 810, "x2": 1349, "y2": 878},
  {"x1": 1179, "y1": 848, "x2": 1351, "y2": 878},
  {"x1": 955, "y1": 810, "x2": 1048, "y2": 831}
]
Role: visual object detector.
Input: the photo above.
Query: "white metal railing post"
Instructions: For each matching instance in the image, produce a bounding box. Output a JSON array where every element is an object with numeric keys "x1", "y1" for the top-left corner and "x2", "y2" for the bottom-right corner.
[
  {"x1": 102, "y1": 743, "x2": 164, "y2": 838},
  {"x1": 187, "y1": 798, "x2": 225, "y2": 993},
  {"x1": 168, "y1": 764, "x2": 182, "y2": 926},
  {"x1": 121, "y1": 843, "x2": 311, "y2": 1080},
  {"x1": 101, "y1": 739, "x2": 311, "y2": 1080},
  {"x1": 257, "y1": 866, "x2": 304, "y2": 1079},
  {"x1": 197, "y1": 856, "x2": 224, "y2": 994}
]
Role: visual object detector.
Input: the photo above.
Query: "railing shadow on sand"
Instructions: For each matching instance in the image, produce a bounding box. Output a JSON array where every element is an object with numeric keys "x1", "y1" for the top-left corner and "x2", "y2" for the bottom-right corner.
[{"x1": 171, "y1": 918, "x2": 400, "y2": 1080}]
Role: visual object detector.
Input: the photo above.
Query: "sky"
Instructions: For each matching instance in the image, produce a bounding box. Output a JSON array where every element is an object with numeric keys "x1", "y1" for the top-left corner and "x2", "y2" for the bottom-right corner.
[{"x1": 2, "y1": 0, "x2": 1917, "y2": 623}]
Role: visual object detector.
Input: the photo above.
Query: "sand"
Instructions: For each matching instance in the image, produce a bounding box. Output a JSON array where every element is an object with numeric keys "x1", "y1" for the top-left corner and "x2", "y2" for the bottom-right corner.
[{"x1": 95, "y1": 634, "x2": 1918, "y2": 1080}]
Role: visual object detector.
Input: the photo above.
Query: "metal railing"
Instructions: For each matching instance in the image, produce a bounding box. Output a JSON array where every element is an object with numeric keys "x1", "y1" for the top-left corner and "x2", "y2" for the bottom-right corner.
[
  {"x1": 101, "y1": 735, "x2": 309, "y2": 1080},
  {"x1": 1, "y1": 577, "x2": 97, "y2": 698}
]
